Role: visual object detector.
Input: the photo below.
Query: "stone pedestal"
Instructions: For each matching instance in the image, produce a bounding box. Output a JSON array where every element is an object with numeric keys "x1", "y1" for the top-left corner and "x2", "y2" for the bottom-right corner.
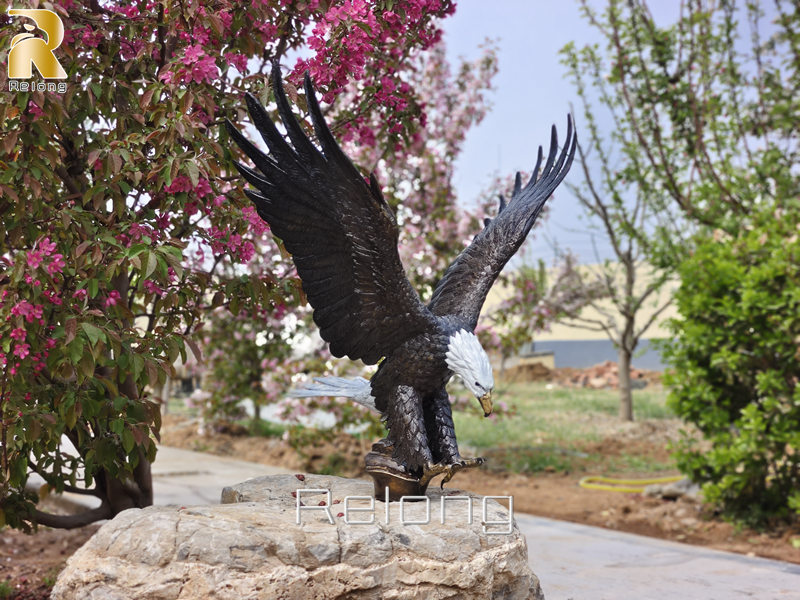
[{"x1": 53, "y1": 474, "x2": 543, "y2": 599}]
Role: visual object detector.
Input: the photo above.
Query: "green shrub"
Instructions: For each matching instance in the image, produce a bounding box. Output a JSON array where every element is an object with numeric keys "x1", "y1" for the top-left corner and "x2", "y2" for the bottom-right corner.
[{"x1": 663, "y1": 204, "x2": 800, "y2": 526}]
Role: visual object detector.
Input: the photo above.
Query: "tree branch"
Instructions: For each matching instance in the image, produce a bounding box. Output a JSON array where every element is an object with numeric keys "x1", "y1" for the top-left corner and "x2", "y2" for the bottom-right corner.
[{"x1": 34, "y1": 504, "x2": 112, "y2": 530}]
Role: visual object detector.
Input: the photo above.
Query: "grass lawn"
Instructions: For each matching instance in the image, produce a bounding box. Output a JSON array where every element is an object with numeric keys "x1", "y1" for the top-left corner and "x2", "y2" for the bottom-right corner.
[
  {"x1": 452, "y1": 381, "x2": 680, "y2": 476},
  {"x1": 167, "y1": 380, "x2": 682, "y2": 477}
]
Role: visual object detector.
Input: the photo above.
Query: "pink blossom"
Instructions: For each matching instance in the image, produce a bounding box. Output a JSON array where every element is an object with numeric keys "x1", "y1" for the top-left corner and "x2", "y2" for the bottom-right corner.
[
  {"x1": 158, "y1": 69, "x2": 176, "y2": 85},
  {"x1": 27, "y1": 101, "x2": 44, "y2": 119},
  {"x1": 13, "y1": 343, "x2": 30, "y2": 359},
  {"x1": 128, "y1": 222, "x2": 153, "y2": 242},
  {"x1": 10, "y1": 328, "x2": 26, "y2": 341},
  {"x1": 191, "y1": 24, "x2": 211, "y2": 46},
  {"x1": 143, "y1": 280, "x2": 164, "y2": 296},
  {"x1": 242, "y1": 205, "x2": 269, "y2": 236},
  {"x1": 183, "y1": 44, "x2": 205, "y2": 65},
  {"x1": 43, "y1": 289, "x2": 62, "y2": 305},
  {"x1": 238, "y1": 241, "x2": 255, "y2": 263},
  {"x1": 73, "y1": 289, "x2": 87, "y2": 301},
  {"x1": 194, "y1": 178, "x2": 212, "y2": 198},
  {"x1": 80, "y1": 26, "x2": 104, "y2": 48},
  {"x1": 190, "y1": 55, "x2": 218, "y2": 84},
  {"x1": 224, "y1": 52, "x2": 248, "y2": 73},
  {"x1": 39, "y1": 237, "x2": 56, "y2": 255},
  {"x1": 164, "y1": 175, "x2": 192, "y2": 194},
  {"x1": 27, "y1": 250, "x2": 43, "y2": 269},
  {"x1": 114, "y1": 4, "x2": 139, "y2": 18},
  {"x1": 47, "y1": 253, "x2": 65, "y2": 275},
  {"x1": 105, "y1": 290, "x2": 121, "y2": 307},
  {"x1": 11, "y1": 300, "x2": 38, "y2": 322},
  {"x1": 45, "y1": 337, "x2": 57, "y2": 349}
]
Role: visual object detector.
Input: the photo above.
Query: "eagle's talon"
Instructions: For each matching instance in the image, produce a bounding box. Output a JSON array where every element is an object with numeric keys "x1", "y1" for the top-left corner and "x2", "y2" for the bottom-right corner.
[
  {"x1": 419, "y1": 462, "x2": 449, "y2": 488},
  {"x1": 421, "y1": 456, "x2": 486, "y2": 488}
]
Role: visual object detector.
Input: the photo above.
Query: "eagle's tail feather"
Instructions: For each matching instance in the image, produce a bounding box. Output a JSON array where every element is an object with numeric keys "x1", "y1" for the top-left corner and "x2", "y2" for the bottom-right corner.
[{"x1": 289, "y1": 376, "x2": 378, "y2": 413}]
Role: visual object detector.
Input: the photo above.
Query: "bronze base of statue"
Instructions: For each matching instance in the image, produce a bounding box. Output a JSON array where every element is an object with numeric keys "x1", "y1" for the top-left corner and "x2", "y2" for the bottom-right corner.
[
  {"x1": 365, "y1": 439, "x2": 488, "y2": 501},
  {"x1": 365, "y1": 440, "x2": 430, "y2": 501}
]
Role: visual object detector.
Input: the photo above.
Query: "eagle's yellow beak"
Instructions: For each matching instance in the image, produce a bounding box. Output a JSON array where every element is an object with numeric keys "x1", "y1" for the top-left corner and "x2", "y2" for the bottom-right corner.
[{"x1": 479, "y1": 391, "x2": 493, "y2": 418}]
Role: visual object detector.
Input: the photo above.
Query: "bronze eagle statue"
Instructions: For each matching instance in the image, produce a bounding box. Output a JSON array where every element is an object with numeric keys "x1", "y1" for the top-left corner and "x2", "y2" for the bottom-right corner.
[{"x1": 226, "y1": 63, "x2": 576, "y2": 498}]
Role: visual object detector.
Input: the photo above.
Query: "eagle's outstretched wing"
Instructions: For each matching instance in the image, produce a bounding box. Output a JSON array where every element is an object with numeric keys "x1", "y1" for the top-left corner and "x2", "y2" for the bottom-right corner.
[
  {"x1": 428, "y1": 117, "x2": 577, "y2": 330},
  {"x1": 226, "y1": 64, "x2": 436, "y2": 364}
]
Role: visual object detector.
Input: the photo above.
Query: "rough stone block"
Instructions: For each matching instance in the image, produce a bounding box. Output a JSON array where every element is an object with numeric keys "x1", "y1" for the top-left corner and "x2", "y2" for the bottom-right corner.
[{"x1": 53, "y1": 474, "x2": 543, "y2": 599}]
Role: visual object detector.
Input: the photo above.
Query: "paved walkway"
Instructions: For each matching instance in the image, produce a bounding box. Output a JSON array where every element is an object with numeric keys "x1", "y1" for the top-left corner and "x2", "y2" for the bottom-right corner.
[
  {"x1": 56, "y1": 446, "x2": 800, "y2": 599},
  {"x1": 519, "y1": 514, "x2": 800, "y2": 600},
  {"x1": 150, "y1": 446, "x2": 293, "y2": 505}
]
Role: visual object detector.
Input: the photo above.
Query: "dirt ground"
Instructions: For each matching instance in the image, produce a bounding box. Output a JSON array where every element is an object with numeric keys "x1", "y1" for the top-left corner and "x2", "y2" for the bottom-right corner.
[
  {"x1": 0, "y1": 501, "x2": 99, "y2": 600},
  {"x1": 3, "y1": 382, "x2": 799, "y2": 597}
]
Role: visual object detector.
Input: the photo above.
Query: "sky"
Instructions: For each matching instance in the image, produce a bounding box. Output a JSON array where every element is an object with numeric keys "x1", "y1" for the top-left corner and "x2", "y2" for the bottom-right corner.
[
  {"x1": 441, "y1": 1, "x2": 782, "y2": 265},
  {"x1": 442, "y1": 1, "x2": 609, "y2": 264}
]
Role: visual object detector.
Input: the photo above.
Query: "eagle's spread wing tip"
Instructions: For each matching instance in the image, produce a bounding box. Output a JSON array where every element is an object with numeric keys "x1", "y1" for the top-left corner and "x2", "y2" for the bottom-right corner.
[{"x1": 428, "y1": 114, "x2": 577, "y2": 326}]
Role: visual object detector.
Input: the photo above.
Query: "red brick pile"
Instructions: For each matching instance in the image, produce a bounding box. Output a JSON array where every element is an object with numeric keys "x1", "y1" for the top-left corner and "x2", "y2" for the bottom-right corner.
[
  {"x1": 499, "y1": 360, "x2": 662, "y2": 389},
  {"x1": 551, "y1": 361, "x2": 661, "y2": 389}
]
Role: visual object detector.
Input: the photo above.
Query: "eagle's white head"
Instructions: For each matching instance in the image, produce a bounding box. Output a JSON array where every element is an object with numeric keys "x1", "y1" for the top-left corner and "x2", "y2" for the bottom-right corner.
[{"x1": 445, "y1": 329, "x2": 494, "y2": 417}]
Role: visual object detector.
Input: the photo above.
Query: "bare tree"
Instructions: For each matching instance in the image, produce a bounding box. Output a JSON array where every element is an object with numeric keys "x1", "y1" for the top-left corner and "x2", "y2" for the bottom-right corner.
[{"x1": 552, "y1": 136, "x2": 675, "y2": 420}]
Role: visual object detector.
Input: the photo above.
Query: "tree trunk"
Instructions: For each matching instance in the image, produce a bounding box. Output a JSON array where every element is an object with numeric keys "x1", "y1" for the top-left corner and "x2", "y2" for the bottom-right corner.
[
  {"x1": 618, "y1": 345, "x2": 633, "y2": 421},
  {"x1": 161, "y1": 377, "x2": 172, "y2": 416}
]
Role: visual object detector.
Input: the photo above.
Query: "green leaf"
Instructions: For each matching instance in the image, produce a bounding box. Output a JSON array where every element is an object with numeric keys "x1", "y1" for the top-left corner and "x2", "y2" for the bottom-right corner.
[
  {"x1": 132, "y1": 354, "x2": 144, "y2": 380},
  {"x1": 186, "y1": 160, "x2": 200, "y2": 187},
  {"x1": 122, "y1": 429, "x2": 135, "y2": 454},
  {"x1": 65, "y1": 404, "x2": 77, "y2": 429},
  {"x1": 65, "y1": 318, "x2": 78, "y2": 344},
  {"x1": 143, "y1": 251, "x2": 157, "y2": 279},
  {"x1": 81, "y1": 323, "x2": 105, "y2": 346},
  {"x1": 68, "y1": 339, "x2": 84, "y2": 365},
  {"x1": 145, "y1": 360, "x2": 159, "y2": 389},
  {"x1": 110, "y1": 418, "x2": 124, "y2": 436},
  {"x1": 78, "y1": 353, "x2": 95, "y2": 379},
  {"x1": 140, "y1": 251, "x2": 150, "y2": 278}
]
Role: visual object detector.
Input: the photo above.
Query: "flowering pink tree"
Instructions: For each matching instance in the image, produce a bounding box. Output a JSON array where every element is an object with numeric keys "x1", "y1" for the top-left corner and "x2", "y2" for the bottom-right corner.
[
  {"x1": 347, "y1": 41, "x2": 500, "y2": 296},
  {"x1": 0, "y1": 0, "x2": 457, "y2": 530}
]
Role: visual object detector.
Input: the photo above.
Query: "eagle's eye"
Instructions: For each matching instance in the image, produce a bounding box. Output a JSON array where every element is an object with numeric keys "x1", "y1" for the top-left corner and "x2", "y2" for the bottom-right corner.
[{"x1": 475, "y1": 381, "x2": 481, "y2": 388}]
